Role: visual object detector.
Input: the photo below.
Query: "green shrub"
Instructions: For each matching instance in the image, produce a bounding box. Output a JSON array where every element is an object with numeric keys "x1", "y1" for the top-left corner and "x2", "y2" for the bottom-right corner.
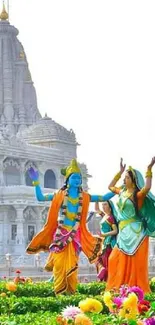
[
  {"x1": 0, "y1": 311, "x2": 58, "y2": 325},
  {"x1": 0, "y1": 311, "x2": 108, "y2": 325},
  {"x1": 0, "y1": 294, "x2": 108, "y2": 315},
  {"x1": 0, "y1": 281, "x2": 106, "y2": 298},
  {"x1": 77, "y1": 282, "x2": 106, "y2": 295}
]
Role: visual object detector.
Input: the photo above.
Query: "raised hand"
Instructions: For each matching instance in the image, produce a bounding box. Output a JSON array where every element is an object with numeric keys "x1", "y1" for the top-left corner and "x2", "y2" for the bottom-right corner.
[
  {"x1": 120, "y1": 158, "x2": 126, "y2": 174},
  {"x1": 148, "y1": 157, "x2": 155, "y2": 170},
  {"x1": 28, "y1": 167, "x2": 39, "y2": 181}
]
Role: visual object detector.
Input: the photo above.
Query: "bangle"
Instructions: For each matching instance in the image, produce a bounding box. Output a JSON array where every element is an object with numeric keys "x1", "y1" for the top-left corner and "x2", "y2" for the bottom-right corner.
[
  {"x1": 145, "y1": 169, "x2": 152, "y2": 178},
  {"x1": 114, "y1": 172, "x2": 121, "y2": 182},
  {"x1": 32, "y1": 180, "x2": 40, "y2": 186}
]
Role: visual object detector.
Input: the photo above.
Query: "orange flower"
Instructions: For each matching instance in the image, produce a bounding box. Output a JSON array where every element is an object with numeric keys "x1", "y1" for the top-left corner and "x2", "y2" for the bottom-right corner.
[
  {"x1": 75, "y1": 313, "x2": 93, "y2": 325},
  {"x1": 137, "y1": 320, "x2": 144, "y2": 325},
  {"x1": 56, "y1": 315, "x2": 67, "y2": 325},
  {"x1": 6, "y1": 281, "x2": 17, "y2": 292}
]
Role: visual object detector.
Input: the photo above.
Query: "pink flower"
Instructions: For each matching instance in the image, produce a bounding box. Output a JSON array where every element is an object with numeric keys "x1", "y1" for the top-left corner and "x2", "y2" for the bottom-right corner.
[
  {"x1": 144, "y1": 317, "x2": 155, "y2": 325},
  {"x1": 128, "y1": 286, "x2": 144, "y2": 302},
  {"x1": 61, "y1": 306, "x2": 82, "y2": 320},
  {"x1": 113, "y1": 296, "x2": 123, "y2": 308},
  {"x1": 119, "y1": 285, "x2": 128, "y2": 297},
  {"x1": 15, "y1": 269, "x2": 21, "y2": 274}
]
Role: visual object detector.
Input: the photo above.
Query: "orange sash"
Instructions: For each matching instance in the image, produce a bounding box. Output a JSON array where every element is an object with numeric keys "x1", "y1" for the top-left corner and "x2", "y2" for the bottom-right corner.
[{"x1": 26, "y1": 190, "x2": 102, "y2": 263}]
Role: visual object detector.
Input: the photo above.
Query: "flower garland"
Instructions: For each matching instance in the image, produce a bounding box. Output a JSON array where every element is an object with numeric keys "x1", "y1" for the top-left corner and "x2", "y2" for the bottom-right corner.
[{"x1": 51, "y1": 188, "x2": 83, "y2": 250}]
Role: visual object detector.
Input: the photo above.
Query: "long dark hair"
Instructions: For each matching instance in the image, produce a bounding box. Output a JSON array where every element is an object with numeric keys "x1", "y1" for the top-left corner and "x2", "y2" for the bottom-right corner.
[
  {"x1": 61, "y1": 179, "x2": 68, "y2": 191},
  {"x1": 107, "y1": 200, "x2": 118, "y2": 225},
  {"x1": 101, "y1": 200, "x2": 118, "y2": 226},
  {"x1": 105, "y1": 201, "x2": 114, "y2": 215},
  {"x1": 127, "y1": 170, "x2": 140, "y2": 217}
]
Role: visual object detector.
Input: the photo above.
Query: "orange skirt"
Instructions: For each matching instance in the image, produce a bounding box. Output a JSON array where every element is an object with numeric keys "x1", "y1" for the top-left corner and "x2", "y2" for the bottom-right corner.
[{"x1": 106, "y1": 237, "x2": 150, "y2": 293}]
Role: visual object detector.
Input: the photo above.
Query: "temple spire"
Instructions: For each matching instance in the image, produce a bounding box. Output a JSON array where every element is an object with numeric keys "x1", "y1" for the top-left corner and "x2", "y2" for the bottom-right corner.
[{"x1": 0, "y1": 1, "x2": 9, "y2": 21}]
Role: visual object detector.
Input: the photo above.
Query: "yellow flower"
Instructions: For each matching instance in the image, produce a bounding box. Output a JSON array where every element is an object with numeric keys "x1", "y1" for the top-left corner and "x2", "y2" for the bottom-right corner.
[
  {"x1": 119, "y1": 306, "x2": 138, "y2": 321},
  {"x1": 0, "y1": 292, "x2": 7, "y2": 297},
  {"x1": 6, "y1": 282, "x2": 17, "y2": 292},
  {"x1": 79, "y1": 300, "x2": 90, "y2": 313},
  {"x1": 103, "y1": 291, "x2": 113, "y2": 307},
  {"x1": 25, "y1": 277, "x2": 33, "y2": 283},
  {"x1": 125, "y1": 308, "x2": 138, "y2": 320},
  {"x1": 75, "y1": 313, "x2": 93, "y2": 325},
  {"x1": 119, "y1": 307, "x2": 126, "y2": 318},
  {"x1": 151, "y1": 277, "x2": 155, "y2": 283},
  {"x1": 118, "y1": 292, "x2": 139, "y2": 321},
  {"x1": 123, "y1": 292, "x2": 138, "y2": 309},
  {"x1": 79, "y1": 298, "x2": 103, "y2": 313}
]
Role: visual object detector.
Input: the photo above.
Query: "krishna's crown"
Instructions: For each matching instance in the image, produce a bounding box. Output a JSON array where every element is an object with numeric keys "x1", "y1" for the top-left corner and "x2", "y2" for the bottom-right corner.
[{"x1": 61, "y1": 159, "x2": 81, "y2": 179}]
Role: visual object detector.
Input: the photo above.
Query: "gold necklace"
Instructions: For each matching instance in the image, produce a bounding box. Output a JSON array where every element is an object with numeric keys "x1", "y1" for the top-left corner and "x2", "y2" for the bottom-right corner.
[
  {"x1": 68, "y1": 196, "x2": 79, "y2": 205},
  {"x1": 123, "y1": 190, "x2": 133, "y2": 198},
  {"x1": 66, "y1": 210, "x2": 76, "y2": 220}
]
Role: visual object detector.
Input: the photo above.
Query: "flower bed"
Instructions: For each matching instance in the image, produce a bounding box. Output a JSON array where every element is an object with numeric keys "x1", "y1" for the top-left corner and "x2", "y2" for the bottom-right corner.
[{"x1": 0, "y1": 277, "x2": 155, "y2": 324}]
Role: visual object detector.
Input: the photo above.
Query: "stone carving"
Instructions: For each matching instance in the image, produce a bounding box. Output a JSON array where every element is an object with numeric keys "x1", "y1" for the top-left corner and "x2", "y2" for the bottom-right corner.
[
  {"x1": 1, "y1": 126, "x2": 12, "y2": 139},
  {"x1": 9, "y1": 135, "x2": 26, "y2": 148},
  {"x1": 41, "y1": 207, "x2": 48, "y2": 224},
  {"x1": 3, "y1": 158, "x2": 20, "y2": 171},
  {"x1": 7, "y1": 206, "x2": 17, "y2": 221},
  {"x1": 23, "y1": 207, "x2": 37, "y2": 221}
]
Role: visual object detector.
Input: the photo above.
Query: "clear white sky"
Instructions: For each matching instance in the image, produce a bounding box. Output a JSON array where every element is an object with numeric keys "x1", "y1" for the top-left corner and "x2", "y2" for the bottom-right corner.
[{"x1": 5, "y1": 0, "x2": 155, "y2": 193}]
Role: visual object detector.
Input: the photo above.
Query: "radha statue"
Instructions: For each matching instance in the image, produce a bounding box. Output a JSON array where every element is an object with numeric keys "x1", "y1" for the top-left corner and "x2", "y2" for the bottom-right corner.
[{"x1": 107, "y1": 157, "x2": 155, "y2": 293}]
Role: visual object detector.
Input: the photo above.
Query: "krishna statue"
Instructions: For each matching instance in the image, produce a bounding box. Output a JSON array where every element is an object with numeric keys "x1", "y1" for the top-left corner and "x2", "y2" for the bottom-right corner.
[{"x1": 26, "y1": 159, "x2": 114, "y2": 295}]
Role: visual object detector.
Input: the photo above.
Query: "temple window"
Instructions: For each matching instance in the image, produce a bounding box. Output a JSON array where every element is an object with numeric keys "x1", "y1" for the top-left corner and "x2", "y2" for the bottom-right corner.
[
  {"x1": 11, "y1": 224, "x2": 17, "y2": 240},
  {"x1": 44, "y1": 169, "x2": 56, "y2": 189},
  {"x1": 3, "y1": 159, "x2": 21, "y2": 186}
]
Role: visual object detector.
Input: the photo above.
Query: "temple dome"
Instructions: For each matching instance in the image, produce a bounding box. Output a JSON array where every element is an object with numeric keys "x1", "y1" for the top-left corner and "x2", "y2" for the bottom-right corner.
[{"x1": 17, "y1": 114, "x2": 76, "y2": 145}]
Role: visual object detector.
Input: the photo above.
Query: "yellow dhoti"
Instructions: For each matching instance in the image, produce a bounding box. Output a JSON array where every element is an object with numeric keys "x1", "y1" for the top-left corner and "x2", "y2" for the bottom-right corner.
[{"x1": 45, "y1": 242, "x2": 78, "y2": 294}]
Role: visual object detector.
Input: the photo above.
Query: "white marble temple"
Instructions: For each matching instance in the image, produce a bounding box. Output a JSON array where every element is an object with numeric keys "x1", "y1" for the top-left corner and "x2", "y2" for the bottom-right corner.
[
  {"x1": 0, "y1": 5, "x2": 89, "y2": 257},
  {"x1": 0, "y1": 4, "x2": 154, "y2": 274}
]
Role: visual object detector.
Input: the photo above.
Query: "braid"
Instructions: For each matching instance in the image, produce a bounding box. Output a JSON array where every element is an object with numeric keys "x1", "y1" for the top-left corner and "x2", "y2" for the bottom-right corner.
[
  {"x1": 133, "y1": 188, "x2": 140, "y2": 217},
  {"x1": 107, "y1": 200, "x2": 118, "y2": 226},
  {"x1": 127, "y1": 170, "x2": 141, "y2": 219},
  {"x1": 126, "y1": 169, "x2": 147, "y2": 228}
]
